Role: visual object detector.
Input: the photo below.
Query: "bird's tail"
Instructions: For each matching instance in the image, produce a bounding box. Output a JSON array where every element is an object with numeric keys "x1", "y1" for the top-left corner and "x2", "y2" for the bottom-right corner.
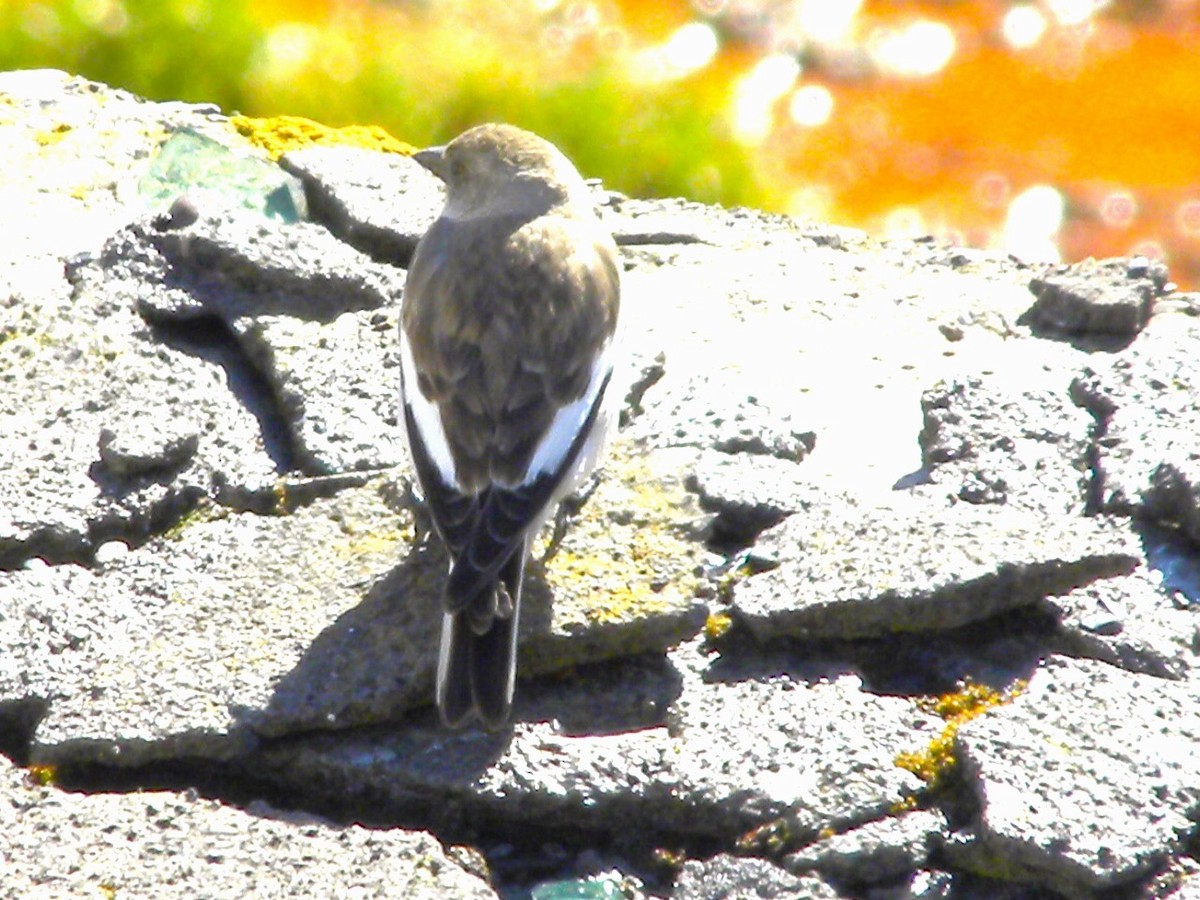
[{"x1": 436, "y1": 540, "x2": 525, "y2": 729}]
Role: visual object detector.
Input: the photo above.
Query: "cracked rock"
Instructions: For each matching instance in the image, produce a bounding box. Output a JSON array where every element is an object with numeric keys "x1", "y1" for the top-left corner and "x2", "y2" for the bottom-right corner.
[
  {"x1": 686, "y1": 450, "x2": 818, "y2": 544},
  {"x1": 1045, "y1": 567, "x2": 1196, "y2": 679},
  {"x1": 281, "y1": 144, "x2": 443, "y2": 266},
  {"x1": 732, "y1": 493, "x2": 1141, "y2": 641},
  {"x1": 0, "y1": 756, "x2": 497, "y2": 898},
  {"x1": 673, "y1": 854, "x2": 838, "y2": 899},
  {"x1": 97, "y1": 418, "x2": 200, "y2": 477},
  {"x1": 919, "y1": 377, "x2": 1092, "y2": 516},
  {"x1": 784, "y1": 809, "x2": 947, "y2": 886},
  {"x1": 1024, "y1": 257, "x2": 1167, "y2": 337},
  {"x1": 1, "y1": 246, "x2": 280, "y2": 567},
  {"x1": 947, "y1": 656, "x2": 1200, "y2": 895},
  {"x1": 249, "y1": 640, "x2": 938, "y2": 849},
  {"x1": 1069, "y1": 315, "x2": 1200, "y2": 534}
]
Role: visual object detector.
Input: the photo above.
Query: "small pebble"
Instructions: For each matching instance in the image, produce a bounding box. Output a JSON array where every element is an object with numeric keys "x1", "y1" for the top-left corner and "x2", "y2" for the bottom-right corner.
[
  {"x1": 94, "y1": 540, "x2": 129, "y2": 565},
  {"x1": 1079, "y1": 611, "x2": 1123, "y2": 636}
]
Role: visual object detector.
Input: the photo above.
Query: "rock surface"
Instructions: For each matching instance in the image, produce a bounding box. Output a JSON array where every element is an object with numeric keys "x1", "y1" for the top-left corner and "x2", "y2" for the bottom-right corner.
[
  {"x1": 0, "y1": 756, "x2": 497, "y2": 898},
  {"x1": 4, "y1": 70, "x2": 1200, "y2": 898}
]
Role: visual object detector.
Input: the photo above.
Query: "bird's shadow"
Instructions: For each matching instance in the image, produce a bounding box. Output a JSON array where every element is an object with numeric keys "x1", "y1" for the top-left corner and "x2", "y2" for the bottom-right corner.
[{"x1": 243, "y1": 528, "x2": 681, "y2": 778}]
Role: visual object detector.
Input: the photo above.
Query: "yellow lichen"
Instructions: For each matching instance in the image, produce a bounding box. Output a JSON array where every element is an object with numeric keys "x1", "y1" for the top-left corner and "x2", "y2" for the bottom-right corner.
[
  {"x1": 229, "y1": 114, "x2": 415, "y2": 160},
  {"x1": 704, "y1": 611, "x2": 732, "y2": 641},
  {"x1": 895, "y1": 678, "x2": 1026, "y2": 790},
  {"x1": 34, "y1": 122, "x2": 72, "y2": 146},
  {"x1": 27, "y1": 764, "x2": 56, "y2": 786},
  {"x1": 161, "y1": 500, "x2": 222, "y2": 541},
  {"x1": 736, "y1": 817, "x2": 791, "y2": 855}
]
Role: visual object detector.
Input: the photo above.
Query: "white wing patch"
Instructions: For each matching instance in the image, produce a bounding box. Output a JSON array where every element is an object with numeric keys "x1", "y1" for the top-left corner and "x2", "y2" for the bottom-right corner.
[
  {"x1": 522, "y1": 342, "x2": 614, "y2": 487},
  {"x1": 400, "y1": 330, "x2": 459, "y2": 488}
]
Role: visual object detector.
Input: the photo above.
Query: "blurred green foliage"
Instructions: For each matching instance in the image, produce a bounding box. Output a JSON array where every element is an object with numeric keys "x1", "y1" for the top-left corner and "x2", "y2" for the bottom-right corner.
[{"x1": 0, "y1": 0, "x2": 765, "y2": 208}]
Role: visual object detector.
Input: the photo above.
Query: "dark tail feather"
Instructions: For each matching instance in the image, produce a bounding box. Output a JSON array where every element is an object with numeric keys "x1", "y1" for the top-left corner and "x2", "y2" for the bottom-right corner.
[
  {"x1": 436, "y1": 612, "x2": 474, "y2": 728},
  {"x1": 436, "y1": 541, "x2": 525, "y2": 729}
]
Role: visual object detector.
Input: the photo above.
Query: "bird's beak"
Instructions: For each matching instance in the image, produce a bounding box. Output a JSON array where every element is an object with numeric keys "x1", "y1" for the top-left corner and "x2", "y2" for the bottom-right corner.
[{"x1": 413, "y1": 145, "x2": 448, "y2": 181}]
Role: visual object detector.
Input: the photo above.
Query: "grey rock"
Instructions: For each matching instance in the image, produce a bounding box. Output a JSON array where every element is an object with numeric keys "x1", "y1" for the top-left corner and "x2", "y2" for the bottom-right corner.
[
  {"x1": 1046, "y1": 568, "x2": 1197, "y2": 679},
  {"x1": 947, "y1": 656, "x2": 1200, "y2": 895},
  {"x1": 1143, "y1": 456, "x2": 1200, "y2": 548},
  {"x1": 4, "y1": 481, "x2": 409, "y2": 765},
  {"x1": 131, "y1": 210, "x2": 403, "y2": 323},
  {"x1": 0, "y1": 244, "x2": 280, "y2": 567},
  {"x1": 282, "y1": 144, "x2": 443, "y2": 266},
  {"x1": 251, "y1": 664, "x2": 685, "y2": 837},
  {"x1": 667, "y1": 665, "x2": 937, "y2": 842},
  {"x1": 9, "y1": 70, "x2": 1200, "y2": 900},
  {"x1": 233, "y1": 309, "x2": 405, "y2": 474},
  {"x1": 1024, "y1": 257, "x2": 1167, "y2": 337},
  {"x1": 1069, "y1": 314, "x2": 1200, "y2": 532},
  {"x1": 599, "y1": 192, "x2": 811, "y2": 249},
  {"x1": 98, "y1": 418, "x2": 200, "y2": 476},
  {"x1": 918, "y1": 377, "x2": 1092, "y2": 515},
  {"x1": 732, "y1": 494, "x2": 1140, "y2": 641},
  {"x1": 627, "y1": 369, "x2": 816, "y2": 463},
  {"x1": 784, "y1": 810, "x2": 947, "y2": 885},
  {"x1": 249, "y1": 638, "x2": 937, "y2": 850},
  {"x1": 0, "y1": 757, "x2": 497, "y2": 899},
  {"x1": 5, "y1": 451, "x2": 706, "y2": 761},
  {"x1": 89, "y1": 210, "x2": 407, "y2": 477},
  {"x1": 686, "y1": 450, "x2": 818, "y2": 543},
  {"x1": 673, "y1": 854, "x2": 839, "y2": 899}
]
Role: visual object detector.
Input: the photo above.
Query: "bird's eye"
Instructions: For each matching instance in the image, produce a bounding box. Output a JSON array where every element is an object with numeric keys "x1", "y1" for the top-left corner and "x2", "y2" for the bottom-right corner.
[{"x1": 450, "y1": 157, "x2": 468, "y2": 180}]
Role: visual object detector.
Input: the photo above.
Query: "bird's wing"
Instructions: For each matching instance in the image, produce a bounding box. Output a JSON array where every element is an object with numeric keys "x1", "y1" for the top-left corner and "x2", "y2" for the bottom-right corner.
[
  {"x1": 399, "y1": 328, "x2": 478, "y2": 556},
  {"x1": 441, "y1": 356, "x2": 613, "y2": 616},
  {"x1": 401, "y1": 212, "x2": 619, "y2": 608}
]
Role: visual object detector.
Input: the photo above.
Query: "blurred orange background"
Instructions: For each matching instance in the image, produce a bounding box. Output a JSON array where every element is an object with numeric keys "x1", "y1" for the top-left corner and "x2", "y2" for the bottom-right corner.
[{"x1": 4, "y1": 0, "x2": 1199, "y2": 288}]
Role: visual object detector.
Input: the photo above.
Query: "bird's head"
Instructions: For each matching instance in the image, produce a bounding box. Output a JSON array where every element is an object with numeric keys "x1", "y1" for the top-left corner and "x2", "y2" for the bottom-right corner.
[{"x1": 413, "y1": 123, "x2": 589, "y2": 220}]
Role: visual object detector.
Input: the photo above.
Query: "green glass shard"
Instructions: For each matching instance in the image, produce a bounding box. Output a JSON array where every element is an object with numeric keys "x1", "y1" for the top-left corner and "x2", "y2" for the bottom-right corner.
[
  {"x1": 529, "y1": 876, "x2": 626, "y2": 900},
  {"x1": 139, "y1": 127, "x2": 307, "y2": 223}
]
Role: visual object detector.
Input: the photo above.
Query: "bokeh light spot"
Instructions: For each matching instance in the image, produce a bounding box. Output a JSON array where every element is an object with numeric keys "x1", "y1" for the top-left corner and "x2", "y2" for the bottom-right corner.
[
  {"x1": 1100, "y1": 191, "x2": 1137, "y2": 228},
  {"x1": 870, "y1": 21, "x2": 956, "y2": 78},
  {"x1": 74, "y1": 0, "x2": 127, "y2": 35},
  {"x1": 731, "y1": 53, "x2": 801, "y2": 145},
  {"x1": 975, "y1": 173, "x2": 1011, "y2": 210},
  {"x1": 260, "y1": 23, "x2": 317, "y2": 83},
  {"x1": 884, "y1": 206, "x2": 927, "y2": 240},
  {"x1": 1047, "y1": 0, "x2": 1108, "y2": 27},
  {"x1": 788, "y1": 83, "x2": 834, "y2": 128},
  {"x1": 794, "y1": 0, "x2": 864, "y2": 44},
  {"x1": 1002, "y1": 5, "x2": 1047, "y2": 49},
  {"x1": 1004, "y1": 185, "x2": 1065, "y2": 263},
  {"x1": 1176, "y1": 201, "x2": 1200, "y2": 238},
  {"x1": 1130, "y1": 239, "x2": 1165, "y2": 261}
]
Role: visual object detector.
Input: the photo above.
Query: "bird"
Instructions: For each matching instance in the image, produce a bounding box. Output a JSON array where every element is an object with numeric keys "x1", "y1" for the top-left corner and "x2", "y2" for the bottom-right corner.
[{"x1": 400, "y1": 124, "x2": 622, "y2": 729}]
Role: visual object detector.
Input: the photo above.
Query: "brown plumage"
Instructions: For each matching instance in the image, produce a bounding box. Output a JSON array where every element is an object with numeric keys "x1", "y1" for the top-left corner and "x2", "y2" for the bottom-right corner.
[{"x1": 400, "y1": 123, "x2": 621, "y2": 728}]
